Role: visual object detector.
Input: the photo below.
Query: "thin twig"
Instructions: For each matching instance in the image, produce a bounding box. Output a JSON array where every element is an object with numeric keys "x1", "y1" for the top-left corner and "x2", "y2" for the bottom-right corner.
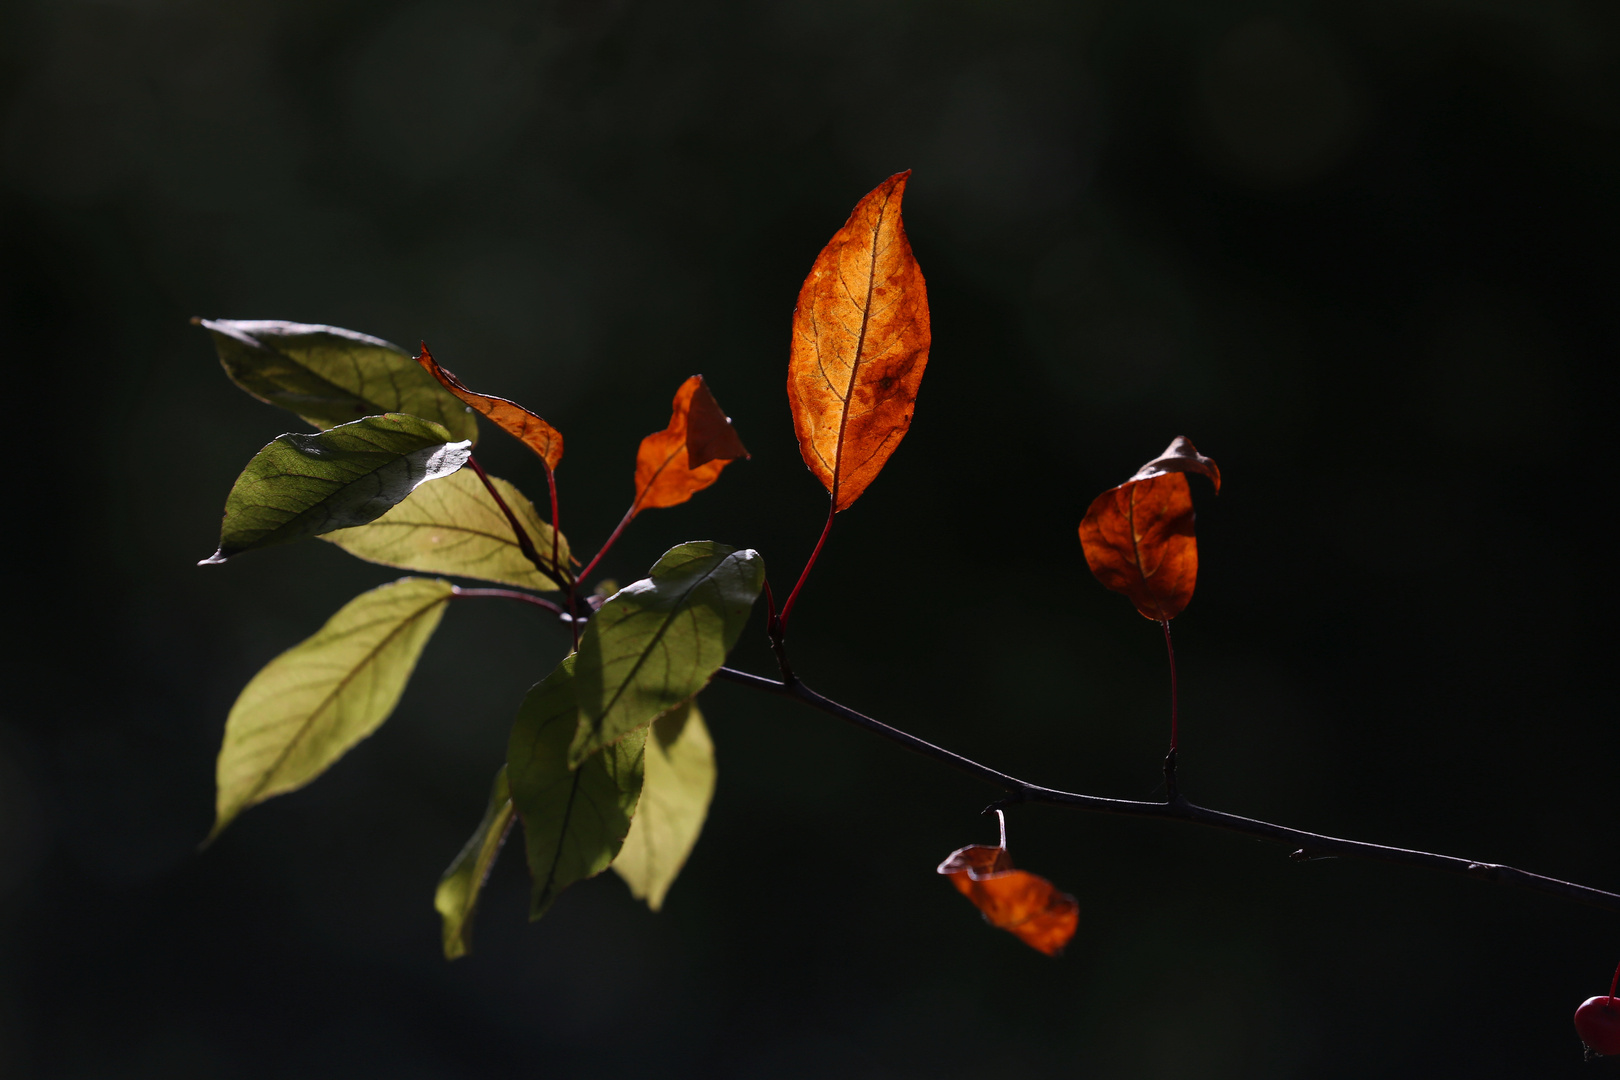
[{"x1": 710, "y1": 665, "x2": 1620, "y2": 914}]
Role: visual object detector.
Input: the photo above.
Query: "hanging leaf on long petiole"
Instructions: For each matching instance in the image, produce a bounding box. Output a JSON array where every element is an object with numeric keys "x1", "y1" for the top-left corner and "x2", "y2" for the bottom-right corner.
[
  {"x1": 629, "y1": 376, "x2": 749, "y2": 516},
  {"x1": 787, "y1": 171, "x2": 930, "y2": 512},
  {"x1": 937, "y1": 814, "x2": 1079, "y2": 957},
  {"x1": 416, "y1": 343, "x2": 564, "y2": 471},
  {"x1": 1078, "y1": 436, "x2": 1221, "y2": 621}
]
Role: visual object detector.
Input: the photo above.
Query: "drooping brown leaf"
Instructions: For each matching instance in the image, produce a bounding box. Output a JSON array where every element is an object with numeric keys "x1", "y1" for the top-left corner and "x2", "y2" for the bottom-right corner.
[
  {"x1": 416, "y1": 343, "x2": 564, "y2": 471},
  {"x1": 937, "y1": 844, "x2": 1079, "y2": 957},
  {"x1": 630, "y1": 375, "x2": 749, "y2": 516},
  {"x1": 788, "y1": 171, "x2": 930, "y2": 512},
  {"x1": 1078, "y1": 437, "x2": 1220, "y2": 622}
]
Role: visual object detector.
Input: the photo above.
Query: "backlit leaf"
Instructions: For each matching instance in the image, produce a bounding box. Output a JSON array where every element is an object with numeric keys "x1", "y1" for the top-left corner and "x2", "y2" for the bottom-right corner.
[
  {"x1": 631, "y1": 376, "x2": 749, "y2": 516},
  {"x1": 417, "y1": 343, "x2": 564, "y2": 471},
  {"x1": 1078, "y1": 437, "x2": 1220, "y2": 622},
  {"x1": 434, "y1": 766, "x2": 516, "y2": 960},
  {"x1": 612, "y1": 701, "x2": 716, "y2": 911},
  {"x1": 211, "y1": 577, "x2": 454, "y2": 839},
  {"x1": 199, "y1": 319, "x2": 478, "y2": 441},
  {"x1": 507, "y1": 655, "x2": 645, "y2": 918},
  {"x1": 323, "y1": 468, "x2": 569, "y2": 591},
  {"x1": 201, "y1": 413, "x2": 471, "y2": 564},
  {"x1": 937, "y1": 844, "x2": 1079, "y2": 957},
  {"x1": 788, "y1": 171, "x2": 930, "y2": 512},
  {"x1": 569, "y1": 542, "x2": 764, "y2": 767}
]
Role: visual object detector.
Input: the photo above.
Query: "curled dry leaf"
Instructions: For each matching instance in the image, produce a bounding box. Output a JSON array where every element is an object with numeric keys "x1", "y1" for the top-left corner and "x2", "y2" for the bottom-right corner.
[
  {"x1": 631, "y1": 375, "x2": 749, "y2": 516},
  {"x1": 937, "y1": 844, "x2": 1079, "y2": 957},
  {"x1": 416, "y1": 343, "x2": 564, "y2": 471},
  {"x1": 788, "y1": 171, "x2": 930, "y2": 512},
  {"x1": 1079, "y1": 436, "x2": 1220, "y2": 622}
]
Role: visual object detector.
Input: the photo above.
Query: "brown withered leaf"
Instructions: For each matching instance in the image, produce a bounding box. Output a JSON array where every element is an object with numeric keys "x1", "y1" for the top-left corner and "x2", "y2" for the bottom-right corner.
[
  {"x1": 631, "y1": 376, "x2": 749, "y2": 515},
  {"x1": 416, "y1": 343, "x2": 564, "y2": 471},
  {"x1": 1079, "y1": 437, "x2": 1220, "y2": 622},
  {"x1": 1128, "y1": 435, "x2": 1221, "y2": 492},
  {"x1": 788, "y1": 171, "x2": 930, "y2": 512},
  {"x1": 937, "y1": 844, "x2": 1079, "y2": 957}
]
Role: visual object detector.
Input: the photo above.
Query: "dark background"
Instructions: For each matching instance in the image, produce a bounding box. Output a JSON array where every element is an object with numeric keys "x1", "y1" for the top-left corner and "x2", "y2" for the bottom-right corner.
[{"x1": 3, "y1": 0, "x2": 1618, "y2": 1076}]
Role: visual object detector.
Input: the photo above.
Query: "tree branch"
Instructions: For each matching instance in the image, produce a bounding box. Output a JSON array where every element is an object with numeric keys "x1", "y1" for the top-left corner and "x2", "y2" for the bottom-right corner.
[{"x1": 710, "y1": 666, "x2": 1620, "y2": 914}]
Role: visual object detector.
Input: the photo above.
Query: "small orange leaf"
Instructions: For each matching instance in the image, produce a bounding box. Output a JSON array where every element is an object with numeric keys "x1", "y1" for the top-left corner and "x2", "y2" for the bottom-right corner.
[
  {"x1": 1079, "y1": 437, "x2": 1220, "y2": 622},
  {"x1": 416, "y1": 343, "x2": 564, "y2": 471},
  {"x1": 631, "y1": 376, "x2": 749, "y2": 516},
  {"x1": 788, "y1": 171, "x2": 930, "y2": 512},
  {"x1": 937, "y1": 843, "x2": 1079, "y2": 957}
]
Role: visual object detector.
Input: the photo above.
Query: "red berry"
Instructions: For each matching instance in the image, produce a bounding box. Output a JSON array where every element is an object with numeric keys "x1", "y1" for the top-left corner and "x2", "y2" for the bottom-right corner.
[{"x1": 1575, "y1": 996, "x2": 1620, "y2": 1056}]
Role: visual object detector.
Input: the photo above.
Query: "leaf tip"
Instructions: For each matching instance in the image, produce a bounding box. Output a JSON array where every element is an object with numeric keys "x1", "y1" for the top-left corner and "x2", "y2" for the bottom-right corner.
[
  {"x1": 197, "y1": 549, "x2": 228, "y2": 566},
  {"x1": 188, "y1": 315, "x2": 203, "y2": 326}
]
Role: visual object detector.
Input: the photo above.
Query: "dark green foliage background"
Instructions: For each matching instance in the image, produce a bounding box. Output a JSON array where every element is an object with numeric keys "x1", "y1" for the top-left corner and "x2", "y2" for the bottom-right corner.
[{"x1": 2, "y1": 1, "x2": 1618, "y2": 1076}]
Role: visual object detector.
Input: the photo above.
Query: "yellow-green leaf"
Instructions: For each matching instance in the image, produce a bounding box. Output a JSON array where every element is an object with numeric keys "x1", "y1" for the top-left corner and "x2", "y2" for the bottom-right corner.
[
  {"x1": 508, "y1": 655, "x2": 646, "y2": 918},
  {"x1": 434, "y1": 766, "x2": 516, "y2": 960},
  {"x1": 323, "y1": 468, "x2": 569, "y2": 591},
  {"x1": 570, "y1": 542, "x2": 763, "y2": 766},
  {"x1": 210, "y1": 577, "x2": 454, "y2": 840},
  {"x1": 202, "y1": 413, "x2": 471, "y2": 564},
  {"x1": 613, "y1": 701, "x2": 716, "y2": 911},
  {"x1": 200, "y1": 319, "x2": 479, "y2": 442}
]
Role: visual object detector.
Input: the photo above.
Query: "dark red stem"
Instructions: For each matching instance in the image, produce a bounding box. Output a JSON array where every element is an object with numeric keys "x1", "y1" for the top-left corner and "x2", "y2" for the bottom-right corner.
[
  {"x1": 451, "y1": 586, "x2": 568, "y2": 617},
  {"x1": 1161, "y1": 618, "x2": 1180, "y2": 801},
  {"x1": 1608, "y1": 959, "x2": 1618, "y2": 1004},
  {"x1": 466, "y1": 456, "x2": 566, "y2": 585},
  {"x1": 776, "y1": 500, "x2": 835, "y2": 638},
  {"x1": 545, "y1": 466, "x2": 561, "y2": 585}
]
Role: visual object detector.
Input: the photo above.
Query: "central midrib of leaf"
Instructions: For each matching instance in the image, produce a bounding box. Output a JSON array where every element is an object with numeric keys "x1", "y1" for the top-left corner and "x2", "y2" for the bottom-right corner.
[
  {"x1": 1125, "y1": 485, "x2": 1167, "y2": 620},
  {"x1": 829, "y1": 195, "x2": 889, "y2": 506},
  {"x1": 241, "y1": 592, "x2": 450, "y2": 804},
  {"x1": 538, "y1": 767, "x2": 585, "y2": 903},
  {"x1": 591, "y1": 559, "x2": 725, "y2": 733}
]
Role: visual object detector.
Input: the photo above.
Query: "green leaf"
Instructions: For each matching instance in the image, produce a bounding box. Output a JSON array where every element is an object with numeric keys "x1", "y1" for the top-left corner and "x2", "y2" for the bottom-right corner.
[
  {"x1": 612, "y1": 700, "x2": 716, "y2": 911},
  {"x1": 569, "y1": 542, "x2": 763, "y2": 767},
  {"x1": 507, "y1": 655, "x2": 646, "y2": 919},
  {"x1": 200, "y1": 319, "x2": 479, "y2": 442},
  {"x1": 434, "y1": 766, "x2": 516, "y2": 960},
  {"x1": 202, "y1": 413, "x2": 471, "y2": 564},
  {"x1": 211, "y1": 576, "x2": 455, "y2": 840},
  {"x1": 322, "y1": 468, "x2": 569, "y2": 591}
]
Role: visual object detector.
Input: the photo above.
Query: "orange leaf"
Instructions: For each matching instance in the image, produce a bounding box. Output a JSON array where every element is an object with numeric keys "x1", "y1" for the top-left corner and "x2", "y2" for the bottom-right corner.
[
  {"x1": 632, "y1": 376, "x2": 749, "y2": 516},
  {"x1": 788, "y1": 171, "x2": 930, "y2": 512},
  {"x1": 1078, "y1": 437, "x2": 1220, "y2": 622},
  {"x1": 937, "y1": 844, "x2": 1079, "y2": 957},
  {"x1": 416, "y1": 343, "x2": 564, "y2": 472}
]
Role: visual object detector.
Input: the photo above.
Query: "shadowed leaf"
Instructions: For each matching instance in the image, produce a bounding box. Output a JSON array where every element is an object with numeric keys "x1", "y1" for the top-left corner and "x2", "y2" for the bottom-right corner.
[
  {"x1": 937, "y1": 844, "x2": 1079, "y2": 956},
  {"x1": 201, "y1": 413, "x2": 471, "y2": 564},
  {"x1": 788, "y1": 171, "x2": 930, "y2": 512},
  {"x1": 199, "y1": 319, "x2": 478, "y2": 441},
  {"x1": 211, "y1": 577, "x2": 454, "y2": 839},
  {"x1": 417, "y1": 343, "x2": 563, "y2": 471},
  {"x1": 323, "y1": 468, "x2": 568, "y2": 591},
  {"x1": 434, "y1": 766, "x2": 516, "y2": 960},
  {"x1": 1078, "y1": 437, "x2": 1220, "y2": 622},
  {"x1": 613, "y1": 701, "x2": 716, "y2": 910},
  {"x1": 570, "y1": 542, "x2": 764, "y2": 767},
  {"x1": 631, "y1": 376, "x2": 749, "y2": 516},
  {"x1": 507, "y1": 655, "x2": 645, "y2": 918}
]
